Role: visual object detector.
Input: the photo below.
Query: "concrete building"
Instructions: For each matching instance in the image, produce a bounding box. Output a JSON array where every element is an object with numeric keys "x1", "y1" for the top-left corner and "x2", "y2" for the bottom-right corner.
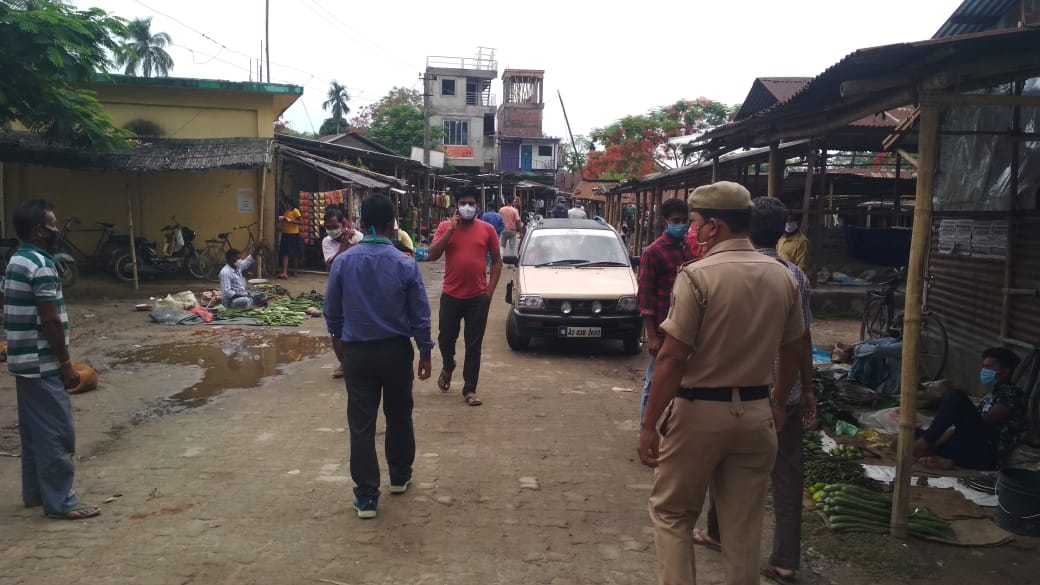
[
  {"x1": 425, "y1": 48, "x2": 498, "y2": 174},
  {"x1": 1, "y1": 75, "x2": 302, "y2": 260},
  {"x1": 497, "y1": 69, "x2": 560, "y2": 184}
]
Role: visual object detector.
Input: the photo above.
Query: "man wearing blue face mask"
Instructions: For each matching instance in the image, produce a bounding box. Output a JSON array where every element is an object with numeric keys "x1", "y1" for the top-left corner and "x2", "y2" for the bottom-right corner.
[
  {"x1": 636, "y1": 197, "x2": 696, "y2": 423},
  {"x1": 913, "y1": 347, "x2": 1027, "y2": 470}
]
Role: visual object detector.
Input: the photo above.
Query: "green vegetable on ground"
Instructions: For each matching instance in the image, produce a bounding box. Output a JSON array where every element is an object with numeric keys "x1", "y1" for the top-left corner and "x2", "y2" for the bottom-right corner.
[{"x1": 816, "y1": 483, "x2": 954, "y2": 540}]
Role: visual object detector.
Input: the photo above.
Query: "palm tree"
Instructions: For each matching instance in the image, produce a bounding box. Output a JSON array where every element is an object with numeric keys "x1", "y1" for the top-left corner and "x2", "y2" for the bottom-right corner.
[
  {"x1": 322, "y1": 80, "x2": 351, "y2": 134},
  {"x1": 115, "y1": 17, "x2": 173, "y2": 78}
]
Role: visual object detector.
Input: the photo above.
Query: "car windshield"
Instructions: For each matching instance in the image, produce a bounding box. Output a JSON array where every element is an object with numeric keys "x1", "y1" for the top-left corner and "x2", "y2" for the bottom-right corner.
[{"x1": 520, "y1": 229, "x2": 629, "y2": 267}]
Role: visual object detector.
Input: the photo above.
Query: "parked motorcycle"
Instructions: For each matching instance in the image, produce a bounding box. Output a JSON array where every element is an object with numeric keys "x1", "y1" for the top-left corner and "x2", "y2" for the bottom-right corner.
[
  {"x1": 111, "y1": 219, "x2": 205, "y2": 283},
  {"x1": 1, "y1": 237, "x2": 79, "y2": 288}
]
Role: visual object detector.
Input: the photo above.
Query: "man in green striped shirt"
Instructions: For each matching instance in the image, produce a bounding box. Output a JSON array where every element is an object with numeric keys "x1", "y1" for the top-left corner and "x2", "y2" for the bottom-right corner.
[{"x1": 3, "y1": 199, "x2": 99, "y2": 520}]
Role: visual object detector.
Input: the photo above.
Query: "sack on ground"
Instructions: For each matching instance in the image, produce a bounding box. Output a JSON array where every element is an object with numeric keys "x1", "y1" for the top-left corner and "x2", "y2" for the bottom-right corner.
[
  {"x1": 68, "y1": 363, "x2": 98, "y2": 395},
  {"x1": 154, "y1": 291, "x2": 199, "y2": 311}
]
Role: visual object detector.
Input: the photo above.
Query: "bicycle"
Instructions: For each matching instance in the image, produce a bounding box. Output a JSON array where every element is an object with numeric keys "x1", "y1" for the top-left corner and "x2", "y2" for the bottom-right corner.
[
  {"x1": 199, "y1": 222, "x2": 274, "y2": 281},
  {"x1": 860, "y1": 266, "x2": 949, "y2": 382},
  {"x1": 58, "y1": 216, "x2": 128, "y2": 272}
]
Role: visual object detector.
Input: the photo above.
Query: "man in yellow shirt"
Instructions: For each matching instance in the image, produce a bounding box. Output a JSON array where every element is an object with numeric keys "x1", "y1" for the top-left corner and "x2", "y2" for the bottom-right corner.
[
  {"x1": 777, "y1": 220, "x2": 810, "y2": 275},
  {"x1": 278, "y1": 195, "x2": 303, "y2": 279}
]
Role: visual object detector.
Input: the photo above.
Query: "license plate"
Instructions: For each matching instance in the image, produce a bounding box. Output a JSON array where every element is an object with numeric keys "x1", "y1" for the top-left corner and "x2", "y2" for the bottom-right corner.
[{"x1": 559, "y1": 326, "x2": 602, "y2": 338}]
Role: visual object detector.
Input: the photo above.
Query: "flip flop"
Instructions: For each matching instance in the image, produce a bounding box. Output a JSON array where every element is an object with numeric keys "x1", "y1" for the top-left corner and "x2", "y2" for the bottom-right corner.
[
  {"x1": 332, "y1": 366, "x2": 343, "y2": 379},
  {"x1": 760, "y1": 565, "x2": 797, "y2": 583},
  {"x1": 437, "y1": 370, "x2": 452, "y2": 392},
  {"x1": 47, "y1": 503, "x2": 101, "y2": 520},
  {"x1": 464, "y1": 394, "x2": 482, "y2": 406},
  {"x1": 691, "y1": 528, "x2": 721, "y2": 552}
]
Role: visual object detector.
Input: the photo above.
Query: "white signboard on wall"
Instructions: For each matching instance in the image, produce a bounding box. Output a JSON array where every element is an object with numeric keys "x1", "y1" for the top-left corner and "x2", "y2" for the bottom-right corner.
[
  {"x1": 237, "y1": 188, "x2": 255, "y2": 214},
  {"x1": 410, "y1": 146, "x2": 445, "y2": 169}
]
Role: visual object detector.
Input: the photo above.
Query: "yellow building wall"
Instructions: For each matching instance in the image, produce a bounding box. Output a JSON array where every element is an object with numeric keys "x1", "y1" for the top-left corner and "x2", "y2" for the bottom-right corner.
[
  {"x1": 92, "y1": 85, "x2": 275, "y2": 138},
  {"x1": 2, "y1": 163, "x2": 277, "y2": 259}
]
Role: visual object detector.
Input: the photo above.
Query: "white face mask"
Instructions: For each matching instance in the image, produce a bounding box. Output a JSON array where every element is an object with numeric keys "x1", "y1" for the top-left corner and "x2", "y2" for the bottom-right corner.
[
  {"x1": 326, "y1": 227, "x2": 344, "y2": 239},
  {"x1": 458, "y1": 204, "x2": 477, "y2": 220}
]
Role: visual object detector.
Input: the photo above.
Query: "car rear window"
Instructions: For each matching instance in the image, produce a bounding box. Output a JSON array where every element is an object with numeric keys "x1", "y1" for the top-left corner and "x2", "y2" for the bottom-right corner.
[{"x1": 521, "y1": 229, "x2": 628, "y2": 266}]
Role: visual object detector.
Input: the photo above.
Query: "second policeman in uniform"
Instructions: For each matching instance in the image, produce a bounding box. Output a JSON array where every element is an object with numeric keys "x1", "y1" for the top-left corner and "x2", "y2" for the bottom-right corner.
[{"x1": 637, "y1": 181, "x2": 806, "y2": 585}]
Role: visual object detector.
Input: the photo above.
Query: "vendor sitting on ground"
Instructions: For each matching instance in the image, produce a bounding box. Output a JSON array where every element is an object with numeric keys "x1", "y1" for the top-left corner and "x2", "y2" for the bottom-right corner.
[
  {"x1": 913, "y1": 347, "x2": 1028, "y2": 470},
  {"x1": 219, "y1": 248, "x2": 267, "y2": 309},
  {"x1": 842, "y1": 312, "x2": 904, "y2": 400}
]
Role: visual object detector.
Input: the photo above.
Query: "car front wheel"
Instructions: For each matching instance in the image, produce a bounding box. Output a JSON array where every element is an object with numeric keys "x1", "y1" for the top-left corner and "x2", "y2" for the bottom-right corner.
[{"x1": 506, "y1": 312, "x2": 530, "y2": 350}]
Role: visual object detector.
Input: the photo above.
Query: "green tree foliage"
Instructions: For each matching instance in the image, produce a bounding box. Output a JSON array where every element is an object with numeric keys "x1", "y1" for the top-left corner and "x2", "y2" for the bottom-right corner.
[
  {"x1": 0, "y1": 0, "x2": 132, "y2": 150},
  {"x1": 584, "y1": 98, "x2": 738, "y2": 180},
  {"x1": 321, "y1": 80, "x2": 350, "y2": 135},
  {"x1": 560, "y1": 134, "x2": 592, "y2": 173},
  {"x1": 349, "y1": 87, "x2": 443, "y2": 157},
  {"x1": 114, "y1": 16, "x2": 173, "y2": 77}
]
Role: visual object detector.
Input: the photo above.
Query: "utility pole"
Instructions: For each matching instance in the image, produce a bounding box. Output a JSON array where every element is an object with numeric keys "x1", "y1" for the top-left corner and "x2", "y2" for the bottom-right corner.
[
  {"x1": 558, "y1": 90, "x2": 582, "y2": 175},
  {"x1": 265, "y1": 0, "x2": 271, "y2": 83}
]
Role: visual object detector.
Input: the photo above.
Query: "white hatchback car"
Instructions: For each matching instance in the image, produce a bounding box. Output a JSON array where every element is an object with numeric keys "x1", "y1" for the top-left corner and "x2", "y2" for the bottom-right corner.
[{"x1": 503, "y1": 217, "x2": 643, "y2": 353}]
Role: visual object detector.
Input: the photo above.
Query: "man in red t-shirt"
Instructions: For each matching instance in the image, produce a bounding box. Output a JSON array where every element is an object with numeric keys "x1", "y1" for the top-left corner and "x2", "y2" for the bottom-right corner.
[{"x1": 427, "y1": 187, "x2": 502, "y2": 406}]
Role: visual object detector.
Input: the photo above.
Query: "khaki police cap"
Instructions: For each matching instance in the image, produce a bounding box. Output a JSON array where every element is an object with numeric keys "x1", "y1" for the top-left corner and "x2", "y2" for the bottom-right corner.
[{"x1": 687, "y1": 181, "x2": 752, "y2": 211}]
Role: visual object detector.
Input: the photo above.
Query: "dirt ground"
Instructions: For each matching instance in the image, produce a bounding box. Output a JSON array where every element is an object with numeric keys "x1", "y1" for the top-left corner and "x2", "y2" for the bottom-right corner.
[{"x1": 0, "y1": 264, "x2": 1035, "y2": 585}]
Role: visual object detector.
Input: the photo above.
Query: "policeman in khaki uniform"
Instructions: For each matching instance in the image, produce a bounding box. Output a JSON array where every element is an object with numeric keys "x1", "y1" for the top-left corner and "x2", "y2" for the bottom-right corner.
[{"x1": 637, "y1": 181, "x2": 806, "y2": 585}]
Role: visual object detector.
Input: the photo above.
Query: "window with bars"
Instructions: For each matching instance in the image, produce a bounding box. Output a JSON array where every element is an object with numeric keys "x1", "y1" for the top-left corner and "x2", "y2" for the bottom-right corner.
[{"x1": 443, "y1": 120, "x2": 469, "y2": 145}]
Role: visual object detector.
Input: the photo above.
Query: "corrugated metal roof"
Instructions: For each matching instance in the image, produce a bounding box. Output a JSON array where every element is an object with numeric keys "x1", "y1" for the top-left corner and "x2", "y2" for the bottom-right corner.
[
  {"x1": 735, "y1": 78, "x2": 810, "y2": 121},
  {"x1": 696, "y1": 26, "x2": 1040, "y2": 154},
  {"x1": 934, "y1": 0, "x2": 1017, "y2": 38}
]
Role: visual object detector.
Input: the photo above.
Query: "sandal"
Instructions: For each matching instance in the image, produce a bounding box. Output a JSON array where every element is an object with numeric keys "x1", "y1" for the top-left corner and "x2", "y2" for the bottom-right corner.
[
  {"x1": 47, "y1": 503, "x2": 101, "y2": 520},
  {"x1": 464, "y1": 394, "x2": 482, "y2": 406},
  {"x1": 761, "y1": 564, "x2": 797, "y2": 583},
  {"x1": 437, "y1": 370, "x2": 452, "y2": 392},
  {"x1": 691, "y1": 528, "x2": 721, "y2": 552},
  {"x1": 332, "y1": 366, "x2": 343, "y2": 379}
]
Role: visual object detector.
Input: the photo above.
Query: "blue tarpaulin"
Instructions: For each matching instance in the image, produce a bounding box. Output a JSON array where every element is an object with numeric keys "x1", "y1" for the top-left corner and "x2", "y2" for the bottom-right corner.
[{"x1": 844, "y1": 226, "x2": 911, "y2": 267}]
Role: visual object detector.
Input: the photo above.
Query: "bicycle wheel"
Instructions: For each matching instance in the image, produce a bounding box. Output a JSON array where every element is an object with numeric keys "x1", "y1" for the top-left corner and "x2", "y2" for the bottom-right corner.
[
  {"x1": 860, "y1": 296, "x2": 889, "y2": 340},
  {"x1": 918, "y1": 312, "x2": 949, "y2": 382},
  {"x1": 187, "y1": 250, "x2": 209, "y2": 280},
  {"x1": 200, "y1": 247, "x2": 224, "y2": 282}
]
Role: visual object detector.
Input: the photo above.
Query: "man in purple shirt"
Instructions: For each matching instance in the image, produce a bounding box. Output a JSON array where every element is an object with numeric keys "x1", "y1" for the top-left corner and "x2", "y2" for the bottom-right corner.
[{"x1": 325, "y1": 194, "x2": 434, "y2": 519}]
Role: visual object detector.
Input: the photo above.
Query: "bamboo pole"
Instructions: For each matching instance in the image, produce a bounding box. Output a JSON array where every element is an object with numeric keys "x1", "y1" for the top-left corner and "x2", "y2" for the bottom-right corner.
[
  {"x1": 258, "y1": 158, "x2": 268, "y2": 277},
  {"x1": 1001, "y1": 80, "x2": 1023, "y2": 338},
  {"x1": 127, "y1": 179, "x2": 140, "y2": 291},
  {"x1": 800, "y1": 143, "x2": 815, "y2": 228},
  {"x1": 891, "y1": 103, "x2": 940, "y2": 538}
]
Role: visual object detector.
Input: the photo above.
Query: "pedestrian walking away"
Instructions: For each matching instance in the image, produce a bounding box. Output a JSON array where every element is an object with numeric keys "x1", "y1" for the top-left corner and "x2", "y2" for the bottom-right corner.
[
  {"x1": 637, "y1": 181, "x2": 805, "y2": 585},
  {"x1": 499, "y1": 198, "x2": 522, "y2": 256},
  {"x1": 427, "y1": 186, "x2": 502, "y2": 406},
  {"x1": 3, "y1": 199, "x2": 100, "y2": 521},
  {"x1": 693, "y1": 196, "x2": 817, "y2": 583},
  {"x1": 325, "y1": 194, "x2": 434, "y2": 519},
  {"x1": 638, "y1": 196, "x2": 696, "y2": 423}
]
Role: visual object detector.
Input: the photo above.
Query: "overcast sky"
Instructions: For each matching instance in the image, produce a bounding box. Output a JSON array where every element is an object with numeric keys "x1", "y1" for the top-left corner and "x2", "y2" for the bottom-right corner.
[{"x1": 77, "y1": 0, "x2": 963, "y2": 141}]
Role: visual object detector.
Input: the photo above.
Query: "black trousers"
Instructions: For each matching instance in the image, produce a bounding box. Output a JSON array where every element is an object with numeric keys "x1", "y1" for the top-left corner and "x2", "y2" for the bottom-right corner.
[
  {"x1": 342, "y1": 336, "x2": 415, "y2": 500},
  {"x1": 438, "y1": 293, "x2": 491, "y2": 395}
]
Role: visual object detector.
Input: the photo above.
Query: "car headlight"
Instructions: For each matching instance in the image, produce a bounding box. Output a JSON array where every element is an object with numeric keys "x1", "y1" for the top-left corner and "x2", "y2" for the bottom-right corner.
[
  {"x1": 616, "y1": 296, "x2": 638, "y2": 312},
  {"x1": 518, "y1": 295, "x2": 544, "y2": 310}
]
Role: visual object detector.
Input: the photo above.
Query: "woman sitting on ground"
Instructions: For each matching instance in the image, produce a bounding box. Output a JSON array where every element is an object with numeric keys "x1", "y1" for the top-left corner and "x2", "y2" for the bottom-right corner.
[{"x1": 912, "y1": 347, "x2": 1027, "y2": 470}]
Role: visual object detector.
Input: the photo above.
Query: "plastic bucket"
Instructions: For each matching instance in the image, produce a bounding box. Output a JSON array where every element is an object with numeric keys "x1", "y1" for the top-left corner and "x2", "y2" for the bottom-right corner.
[{"x1": 995, "y1": 468, "x2": 1040, "y2": 536}]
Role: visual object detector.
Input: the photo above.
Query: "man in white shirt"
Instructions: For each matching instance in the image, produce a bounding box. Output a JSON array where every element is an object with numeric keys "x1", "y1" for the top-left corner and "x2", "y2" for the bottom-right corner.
[
  {"x1": 322, "y1": 208, "x2": 360, "y2": 270},
  {"x1": 219, "y1": 249, "x2": 266, "y2": 308},
  {"x1": 568, "y1": 204, "x2": 587, "y2": 219}
]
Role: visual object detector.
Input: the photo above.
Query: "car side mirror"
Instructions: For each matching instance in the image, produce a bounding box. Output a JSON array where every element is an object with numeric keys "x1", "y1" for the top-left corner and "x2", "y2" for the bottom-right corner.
[
  {"x1": 503, "y1": 255, "x2": 518, "y2": 266},
  {"x1": 630, "y1": 256, "x2": 640, "y2": 268}
]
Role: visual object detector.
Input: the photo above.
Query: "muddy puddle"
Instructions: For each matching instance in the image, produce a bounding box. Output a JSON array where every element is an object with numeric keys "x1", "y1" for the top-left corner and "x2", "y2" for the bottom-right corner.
[{"x1": 112, "y1": 331, "x2": 332, "y2": 420}]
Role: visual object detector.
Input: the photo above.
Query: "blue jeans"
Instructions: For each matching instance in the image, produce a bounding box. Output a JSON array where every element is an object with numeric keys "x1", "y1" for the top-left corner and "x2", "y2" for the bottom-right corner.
[
  {"x1": 850, "y1": 337, "x2": 903, "y2": 397},
  {"x1": 918, "y1": 390, "x2": 999, "y2": 469},
  {"x1": 16, "y1": 375, "x2": 81, "y2": 515},
  {"x1": 640, "y1": 353, "x2": 656, "y2": 423}
]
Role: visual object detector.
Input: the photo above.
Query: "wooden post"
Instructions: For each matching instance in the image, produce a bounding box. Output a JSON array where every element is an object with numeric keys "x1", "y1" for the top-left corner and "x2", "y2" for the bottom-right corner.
[
  {"x1": 127, "y1": 179, "x2": 140, "y2": 290},
  {"x1": 1001, "y1": 81, "x2": 1023, "y2": 338},
  {"x1": 893, "y1": 154, "x2": 902, "y2": 227},
  {"x1": 801, "y1": 143, "x2": 816, "y2": 228},
  {"x1": 767, "y1": 143, "x2": 782, "y2": 197},
  {"x1": 891, "y1": 103, "x2": 940, "y2": 538},
  {"x1": 258, "y1": 159, "x2": 268, "y2": 277}
]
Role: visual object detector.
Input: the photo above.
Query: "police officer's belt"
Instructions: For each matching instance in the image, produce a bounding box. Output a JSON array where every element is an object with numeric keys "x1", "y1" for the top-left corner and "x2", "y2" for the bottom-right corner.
[{"x1": 676, "y1": 386, "x2": 769, "y2": 402}]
